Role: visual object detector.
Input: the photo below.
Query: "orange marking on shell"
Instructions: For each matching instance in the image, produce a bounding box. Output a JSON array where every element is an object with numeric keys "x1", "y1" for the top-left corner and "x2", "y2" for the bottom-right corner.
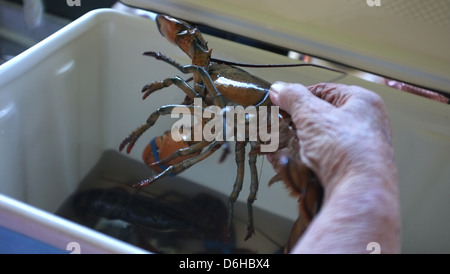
[
  {"x1": 142, "y1": 131, "x2": 199, "y2": 173},
  {"x1": 142, "y1": 136, "x2": 163, "y2": 173}
]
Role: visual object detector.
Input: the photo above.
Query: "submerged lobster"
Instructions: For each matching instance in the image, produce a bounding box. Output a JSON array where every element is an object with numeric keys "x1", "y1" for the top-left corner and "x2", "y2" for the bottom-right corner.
[
  {"x1": 71, "y1": 187, "x2": 234, "y2": 253},
  {"x1": 120, "y1": 14, "x2": 326, "y2": 252}
]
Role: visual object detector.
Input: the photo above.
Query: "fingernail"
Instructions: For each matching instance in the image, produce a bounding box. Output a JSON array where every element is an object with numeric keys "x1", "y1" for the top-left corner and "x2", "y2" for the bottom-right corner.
[{"x1": 270, "y1": 82, "x2": 286, "y2": 94}]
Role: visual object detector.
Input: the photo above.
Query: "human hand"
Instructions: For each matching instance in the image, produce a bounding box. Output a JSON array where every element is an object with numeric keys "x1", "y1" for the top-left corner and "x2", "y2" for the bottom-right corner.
[
  {"x1": 269, "y1": 82, "x2": 400, "y2": 253},
  {"x1": 269, "y1": 82, "x2": 395, "y2": 195}
]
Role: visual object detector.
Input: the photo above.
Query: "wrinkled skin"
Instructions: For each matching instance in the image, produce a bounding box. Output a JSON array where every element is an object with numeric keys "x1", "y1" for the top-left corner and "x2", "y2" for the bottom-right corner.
[{"x1": 268, "y1": 82, "x2": 401, "y2": 254}]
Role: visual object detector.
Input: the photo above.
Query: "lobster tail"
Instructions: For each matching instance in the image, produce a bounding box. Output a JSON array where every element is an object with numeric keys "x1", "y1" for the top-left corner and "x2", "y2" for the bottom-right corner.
[{"x1": 269, "y1": 154, "x2": 323, "y2": 253}]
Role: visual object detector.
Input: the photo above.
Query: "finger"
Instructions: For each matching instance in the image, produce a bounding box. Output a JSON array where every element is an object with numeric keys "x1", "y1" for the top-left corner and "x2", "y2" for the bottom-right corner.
[
  {"x1": 309, "y1": 83, "x2": 392, "y2": 143},
  {"x1": 270, "y1": 82, "x2": 334, "y2": 115},
  {"x1": 307, "y1": 83, "x2": 354, "y2": 108},
  {"x1": 308, "y1": 83, "x2": 383, "y2": 112}
]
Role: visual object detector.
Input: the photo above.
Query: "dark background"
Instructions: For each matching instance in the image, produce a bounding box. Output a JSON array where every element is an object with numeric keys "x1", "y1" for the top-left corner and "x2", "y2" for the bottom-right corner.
[{"x1": 7, "y1": 0, "x2": 119, "y2": 20}]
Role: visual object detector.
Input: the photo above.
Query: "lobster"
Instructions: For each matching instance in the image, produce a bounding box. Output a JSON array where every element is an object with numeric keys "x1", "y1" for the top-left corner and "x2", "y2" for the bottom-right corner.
[
  {"x1": 142, "y1": 130, "x2": 200, "y2": 173},
  {"x1": 120, "y1": 14, "x2": 330, "y2": 253},
  {"x1": 70, "y1": 187, "x2": 239, "y2": 253}
]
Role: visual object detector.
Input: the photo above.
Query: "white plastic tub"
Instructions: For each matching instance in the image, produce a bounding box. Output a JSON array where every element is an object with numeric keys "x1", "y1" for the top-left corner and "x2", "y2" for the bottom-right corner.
[{"x1": 0, "y1": 9, "x2": 449, "y2": 253}]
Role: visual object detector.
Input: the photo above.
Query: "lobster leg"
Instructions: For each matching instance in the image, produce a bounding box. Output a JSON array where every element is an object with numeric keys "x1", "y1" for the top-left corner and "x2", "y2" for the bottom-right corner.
[
  {"x1": 134, "y1": 140, "x2": 223, "y2": 188},
  {"x1": 144, "y1": 51, "x2": 225, "y2": 108},
  {"x1": 245, "y1": 141, "x2": 259, "y2": 240},
  {"x1": 142, "y1": 76, "x2": 198, "y2": 100},
  {"x1": 227, "y1": 141, "x2": 246, "y2": 240},
  {"x1": 144, "y1": 51, "x2": 187, "y2": 72},
  {"x1": 120, "y1": 104, "x2": 205, "y2": 153}
]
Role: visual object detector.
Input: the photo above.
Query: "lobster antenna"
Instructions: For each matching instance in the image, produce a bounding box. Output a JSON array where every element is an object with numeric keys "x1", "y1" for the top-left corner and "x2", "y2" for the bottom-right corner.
[{"x1": 210, "y1": 57, "x2": 346, "y2": 75}]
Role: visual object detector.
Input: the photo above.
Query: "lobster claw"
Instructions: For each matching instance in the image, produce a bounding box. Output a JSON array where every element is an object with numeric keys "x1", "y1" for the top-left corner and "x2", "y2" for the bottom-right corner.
[
  {"x1": 156, "y1": 14, "x2": 190, "y2": 44},
  {"x1": 155, "y1": 14, "x2": 210, "y2": 65},
  {"x1": 142, "y1": 130, "x2": 199, "y2": 174}
]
